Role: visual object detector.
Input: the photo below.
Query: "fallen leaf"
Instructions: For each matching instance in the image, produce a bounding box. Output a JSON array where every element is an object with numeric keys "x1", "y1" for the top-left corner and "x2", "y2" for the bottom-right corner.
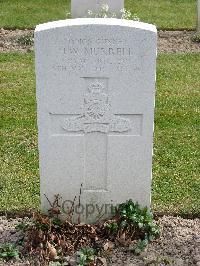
[
  {"x1": 97, "y1": 257, "x2": 107, "y2": 266},
  {"x1": 116, "y1": 232, "x2": 129, "y2": 245},
  {"x1": 103, "y1": 240, "x2": 114, "y2": 251},
  {"x1": 47, "y1": 241, "x2": 57, "y2": 259}
]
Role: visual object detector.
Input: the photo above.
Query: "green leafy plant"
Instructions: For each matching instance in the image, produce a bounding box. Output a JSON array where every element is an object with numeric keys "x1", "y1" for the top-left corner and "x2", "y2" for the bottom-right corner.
[
  {"x1": 119, "y1": 200, "x2": 160, "y2": 237},
  {"x1": 133, "y1": 238, "x2": 149, "y2": 254},
  {"x1": 16, "y1": 220, "x2": 34, "y2": 231},
  {"x1": 106, "y1": 221, "x2": 118, "y2": 234},
  {"x1": 51, "y1": 217, "x2": 63, "y2": 227},
  {"x1": 0, "y1": 243, "x2": 19, "y2": 261},
  {"x1": 77, "y1": 247, "x2": 95, "y2": 266},
  {"x1": 106, "y1": 200, "x2": 160, "y2": 254}
]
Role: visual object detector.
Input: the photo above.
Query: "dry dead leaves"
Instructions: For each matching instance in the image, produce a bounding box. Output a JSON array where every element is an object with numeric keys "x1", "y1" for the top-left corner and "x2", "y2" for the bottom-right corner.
[{"x1": 22, "y1": 212, "x2": 116, "y2": 264}]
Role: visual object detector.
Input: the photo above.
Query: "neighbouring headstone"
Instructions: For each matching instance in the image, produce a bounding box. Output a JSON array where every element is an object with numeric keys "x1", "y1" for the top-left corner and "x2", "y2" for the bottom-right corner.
[
  {"x1": 71, "y1": 0, "x2": 124, "y2": 18},
  {"x1": 35, "y1": 18, "x2": 157, "y2": 223}
]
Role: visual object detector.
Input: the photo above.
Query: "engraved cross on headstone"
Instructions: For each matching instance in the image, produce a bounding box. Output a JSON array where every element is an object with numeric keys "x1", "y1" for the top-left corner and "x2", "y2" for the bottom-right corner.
[{"x1": 62, "y1": 77, "x2": 131, "y2": 191}]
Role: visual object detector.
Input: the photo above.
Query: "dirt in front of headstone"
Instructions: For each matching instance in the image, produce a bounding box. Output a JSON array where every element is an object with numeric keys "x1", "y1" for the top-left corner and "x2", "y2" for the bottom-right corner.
[
  {"x1": 0, "y1": 215, "x2": 199, "y2": 266},
  {"x1": 158, "y1": 30, "x2": 200, "y2": 53},
  {"x1": 0, "y1": 28, "x2": 200, "y2": 53}
]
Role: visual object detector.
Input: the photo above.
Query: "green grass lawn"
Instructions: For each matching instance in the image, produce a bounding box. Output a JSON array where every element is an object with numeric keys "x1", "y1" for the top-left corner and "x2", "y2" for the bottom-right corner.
[
  {"x1": 0, "y1": 54, "x2": 39, "y2": 211},
  {"x1": 126, "y1": 0, "x2": 197, "y2": 30},
  {"x1": 154, "y1": 54, "x2": 200, "y2": 214},
  {"x1": 0, "y1": 53, "x2": 199, "y2": 215},
  {"x1": 0, "y1": 0, "x2": 197, "y2": 29}
]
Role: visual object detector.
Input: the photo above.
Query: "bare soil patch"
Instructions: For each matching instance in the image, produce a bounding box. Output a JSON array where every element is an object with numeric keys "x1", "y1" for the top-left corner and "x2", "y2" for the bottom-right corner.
[
  {"x1": 0, "y1": 29, "x2": 200, "y2": 53},
  {"x1": 0, "y1": 215, "x2": 199, "y2": 265},
  {"x1": 0, "y1": 29, "x2": 34, "y2": 53},
  {"x1": 158, "y1": 30, "x2": 200, "y2": 53}
]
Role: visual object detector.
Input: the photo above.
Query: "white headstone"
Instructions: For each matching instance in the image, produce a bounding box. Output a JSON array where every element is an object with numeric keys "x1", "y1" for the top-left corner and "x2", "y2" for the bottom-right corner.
[
  {"x1": 71, "y1": 0, "x2": 124, "y2": 18},
  {"x1": 35, "y1": 19, "x2": 157, "y2": 223}
]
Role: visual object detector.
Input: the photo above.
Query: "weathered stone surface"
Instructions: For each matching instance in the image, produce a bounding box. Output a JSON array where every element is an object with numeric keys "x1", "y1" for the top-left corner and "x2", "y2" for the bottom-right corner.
[
  {"x1": 35, "y1": 19, "x2": 157, "y2": 223},
  {"x1": 71, "y1": 0, "x2": 124, "y2": 18}
]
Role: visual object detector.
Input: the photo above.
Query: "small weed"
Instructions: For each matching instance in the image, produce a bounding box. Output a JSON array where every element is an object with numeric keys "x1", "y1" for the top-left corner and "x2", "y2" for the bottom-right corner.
[
  {"x1": 17, "y1": 34, "x2": 34, "y2": 46},
  {"x1": 143, "y1": 255, "x2": 172, "y2": 265},
  {"x1": 0, "y1": 243, "x2": 19, "y2": 261},
  {"x1": 192, "y1": 33, "x2": 200, "y2": 43},
  {"x1": 76, "y1": 247, "x2": 95, "y2": 266},
  {"x1": 105, "y1": 221, "x2": 118, "y2": 234},
  {"x1": 133, "y1": 238, "x2": 149, "y2": 254},
  {"x1": 16, "y1": 220, "x2": 34, "y2": 231},
  {"x1": 51, "y1": 217, "x2": 63, "y2": 227},
  {"x1": 156, "y1": 256, "x2": 172, "y2": 265}
]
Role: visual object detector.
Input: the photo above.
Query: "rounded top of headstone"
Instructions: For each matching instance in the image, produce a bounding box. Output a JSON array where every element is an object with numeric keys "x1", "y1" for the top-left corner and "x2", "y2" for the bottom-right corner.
[{"x1": 35, "y1": 18, "x2": 157, "y2": 33}]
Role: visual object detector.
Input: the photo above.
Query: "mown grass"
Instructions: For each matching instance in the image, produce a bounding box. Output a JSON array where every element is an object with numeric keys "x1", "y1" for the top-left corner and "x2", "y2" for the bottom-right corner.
[
  {"x1": 126, "y1": 0, "x2": 197, "y2": 30},
  {"x1": 0, "y1": 0, "x2": 70, "y2": 29},
  {"x1": 0, "y1": 53, "x2": 39, "y2": 211},
  {"x1": 154, "y1": 54, "x2": 200, "y2": 214},
  {"x1": 0, "y1": 0, "x2": 197, "y2": 29},
  {"x1": 0, "y1": 53, "x2": 200, "y2": 214}
]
